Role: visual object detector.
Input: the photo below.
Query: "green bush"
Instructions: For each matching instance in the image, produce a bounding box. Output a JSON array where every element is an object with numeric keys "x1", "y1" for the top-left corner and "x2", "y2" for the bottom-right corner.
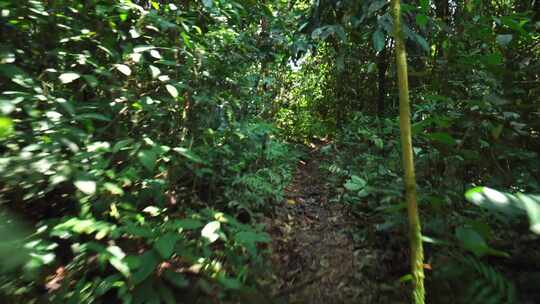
[{"x1": 0, "y1": 1, "x2": 296, "y2": 302}]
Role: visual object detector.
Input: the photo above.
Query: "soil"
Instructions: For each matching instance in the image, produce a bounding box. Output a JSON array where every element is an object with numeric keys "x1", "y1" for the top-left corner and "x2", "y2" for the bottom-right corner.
[{"x1": 266, "y1": 149, "x2": 407, "y2": 304}]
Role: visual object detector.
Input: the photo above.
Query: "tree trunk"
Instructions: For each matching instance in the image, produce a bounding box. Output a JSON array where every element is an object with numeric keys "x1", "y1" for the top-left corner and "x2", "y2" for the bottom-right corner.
[
  {"x1": 377, "y1": 43, "x2": 388, "y2": 116},
  {"x1": 391, "y1": 0, "x2": 425, "y2": 303}
]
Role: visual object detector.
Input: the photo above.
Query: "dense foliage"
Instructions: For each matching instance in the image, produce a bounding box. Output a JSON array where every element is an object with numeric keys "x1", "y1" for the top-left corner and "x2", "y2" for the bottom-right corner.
[
  {"x1": 0, "y1": 1, "x2": 298, "y2": 303},
  {"x1": 1, "y1": 0, "x2": 539, "y2": 303}
]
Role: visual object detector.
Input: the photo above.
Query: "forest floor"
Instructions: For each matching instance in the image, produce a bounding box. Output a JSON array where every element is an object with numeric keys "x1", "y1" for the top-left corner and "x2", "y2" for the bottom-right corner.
[{"x1": 265, "y1": 147, "x2": 407, "y2": 304}]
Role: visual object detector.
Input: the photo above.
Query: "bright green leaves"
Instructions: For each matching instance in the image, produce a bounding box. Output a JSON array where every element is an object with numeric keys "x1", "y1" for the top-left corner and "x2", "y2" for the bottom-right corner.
[
  {"x1": 180, "y1": 32, "x2": 192, "y2": 49},
  {"x1": 114, "y1": 64, "x2": 132, "y2": 76},
  {"x1": 518, "y1": 193, "x2": 540, "y2": 234},
  {"x1": 59, "y1": 72, "x2": 81, "y2": 84},
  {"x1": 201, "y1": 221, "x2": 221, "y2": 243},
  {"x1": 344, "y1": 175, "x2": 369, "y2": 198},
  {"x1": 165, "y1": 84, "x2": 179, "y2": 98},
  {"x1": 51, "y1": 218, "x2": 114, "y2": 239},
  {"x1": 466, "y1": 187, "x2": 523, "y2": 216},
  {"x1": 104, "y1": 182, "x2": 124, "y2": 196},
  {"x1": 149, "y1": 65, "x2": 161, "y2": 79},
  {"x1": 0, "y1": 0, "x2": 296, "y2": 302},
  {"x1": 466, "y1": 187, "x2": 540, "y2": 235},
  {"x1": 74, "y1": 180, "x2": 97, "y2": 195},
  {"x1": 107, "y1": 245, "x2": 130, "y2": 278},
  {"x1": 0, "y1": 116, "x2": 13, "y2": 139}
]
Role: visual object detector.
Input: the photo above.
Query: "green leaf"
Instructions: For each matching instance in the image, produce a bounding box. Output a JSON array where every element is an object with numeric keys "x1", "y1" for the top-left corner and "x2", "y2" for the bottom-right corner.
[
  {"x1": 123, "y1": 223, "x2": 154, "y2": 238},
  {"x1": 114, "y1": 64, "x2": 132, "y2": 76},
  {"x1": 134, "y1": 45, "x2": 156, "y2": 53},
  {"x1": 427, "y1": 132, "x2": 456, "y2": 146},
  {"x1": 419, "y1": 0, "x2": 429, "y2": 11},
  {"x1": 455, "y1": 227, "x2": 508, "y2": 257},
  {"x1": 413, "y1": 33, "x2": 430, "y2": 52},
  {"x1": 76, "y1": 113, "x2": 112, "y2": 121},
  {"x1": 415, "y1": 14, "x2": 428, "y2": 28},
  {"x1": 216, "y1": 274, "x2": 242, "y2": 290},
  {"x1": 368, "y1": 0, "x2": 387, "y2": 16},
  {"x1": 74, "y1": 180, "x2": 97, "y2": 195},
  {"x1": 518, "y1": 193, "x2": 540, "y2": 234},
  {"x1": 455, "y1": 227, "x2": 485, "y2": 257},
  {"x1": 157, "y1": 282, "x2": 176, "y2": 304},
  {"x1": 357, "y1": 188, "x2": 369, "y2": 198},
  {"x1": 132, "y1": 251, "x2": 159, "y2": 284},
  {"x1": 399, "y1": 274, "x2": 413, "y2": 283},
  {"x1": 483, "y1": 53, "x2": 503, "y2": 66},
  {"x1": 468, "y1": 187, "x2": 540, "y2": 235},
  {"x1": 165, "y1": 84, "x2": 179, "y2": 98},
  {"x1": 421, "y1": 235, "x2": 451, "y2": 246},
  {"x1": 202, "y1": 0, "x2": 213, "y2": 8},
  {"x1": 201, "y1": 221, "x2": 220, "y2": 243},
  {"x1": 0, "y1": 116, "x2": 14, "y2": 139},
  {"x1": 372, "y1": 29, "x2": 385, "y2": 52},
  {"x1": 0, "y1": 64, "x2": 27, "y2": 79},
  {"x1": 163, "y1": 269, "x2": 189, "y2": 288},
  {"x1": 138, "y1": 149, "x2": 157, "y2": 172},
  {"x1": 496, "y1": 34, "x2": 513, "y2": 46},
  {"x1": 171, "y1": 219, "x2": 204, "y2": 230},
  {"x1": 465, "y1": 187, "x2": 525, "y2": 217},
  {"x1": 104, "y1": 182, "x2": 124, "y2": 196},
  {"x1": 235, "y1": 231, "x2": 271, "y2": 246},
  {"x1": 149, "y1": 65, "x2": 161, "y2": 79},
  {"x1": 181, "y1": 32, "x2": 192, "y2": 48},
  {"x1": 143, "y1": 206, "x2": 162, "y2": 216},
  {"x1": 82, "y1": 75, "x2": 99, "y2": 87},
  {"x1": 112, "y1": 138, "x2": 134, "y2": 152},
  {"x1": 173, "y1": 147, "x2": 204, "y2": 163},
  {"x1": 59, "y1": 72, "x2": 81, "y2": 84},
  {"x1": 107, "y1": 246, "x2": 130, "y2": 278},
  {"x1": 344, "y1": 175, "x2": 367, "y2": 191},
  {"x1": 154, "y1": 233, "x2": 178, "y2": 259},
  {"x1": 96, "y1": 274, "x2": 123, "y2": 296}
]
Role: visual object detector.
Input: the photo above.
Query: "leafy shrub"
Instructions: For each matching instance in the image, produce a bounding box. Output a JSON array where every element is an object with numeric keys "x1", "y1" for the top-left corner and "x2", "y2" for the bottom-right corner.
[{"x1": 0, "y1": 1, "x2": 296, "y2": 302}]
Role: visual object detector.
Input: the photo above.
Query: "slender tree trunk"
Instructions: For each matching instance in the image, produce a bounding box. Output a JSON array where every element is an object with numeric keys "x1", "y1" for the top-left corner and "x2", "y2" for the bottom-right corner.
[
  {"x1": 377, "y1": 43, "x2": 388, "y2": 116},
  {"x1": 391, "y1": 0, "x2": 425, "y2": 303}
]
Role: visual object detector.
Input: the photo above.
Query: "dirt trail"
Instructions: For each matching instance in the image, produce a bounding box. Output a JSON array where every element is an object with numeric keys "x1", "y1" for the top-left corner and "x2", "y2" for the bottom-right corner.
[{"x1": 265, "y1": 151, "x2": 390, "y2": 303}]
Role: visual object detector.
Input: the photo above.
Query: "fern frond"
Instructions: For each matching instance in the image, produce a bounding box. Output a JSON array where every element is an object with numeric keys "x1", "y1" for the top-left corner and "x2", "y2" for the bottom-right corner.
[{"x1": 461, "y1": 256, "x2": 517, "y2": 304}]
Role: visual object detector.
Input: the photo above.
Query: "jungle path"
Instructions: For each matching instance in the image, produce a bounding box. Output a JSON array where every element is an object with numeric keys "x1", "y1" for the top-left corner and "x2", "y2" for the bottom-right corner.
[{"x1": 266, "y1": 147, "x2": 406, "y2": 304}]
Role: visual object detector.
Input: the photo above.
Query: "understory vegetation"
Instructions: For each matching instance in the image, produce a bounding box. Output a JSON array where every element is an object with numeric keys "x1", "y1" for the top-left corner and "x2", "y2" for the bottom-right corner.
[{"x1": 1, "y1": 0, "x2": 539, "y2": 303}]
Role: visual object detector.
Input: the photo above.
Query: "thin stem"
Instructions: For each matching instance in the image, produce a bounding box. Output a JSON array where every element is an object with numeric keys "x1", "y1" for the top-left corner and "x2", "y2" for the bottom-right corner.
[{"x1": 391, "y1": 0, "x2": 425, "y2": 303}]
